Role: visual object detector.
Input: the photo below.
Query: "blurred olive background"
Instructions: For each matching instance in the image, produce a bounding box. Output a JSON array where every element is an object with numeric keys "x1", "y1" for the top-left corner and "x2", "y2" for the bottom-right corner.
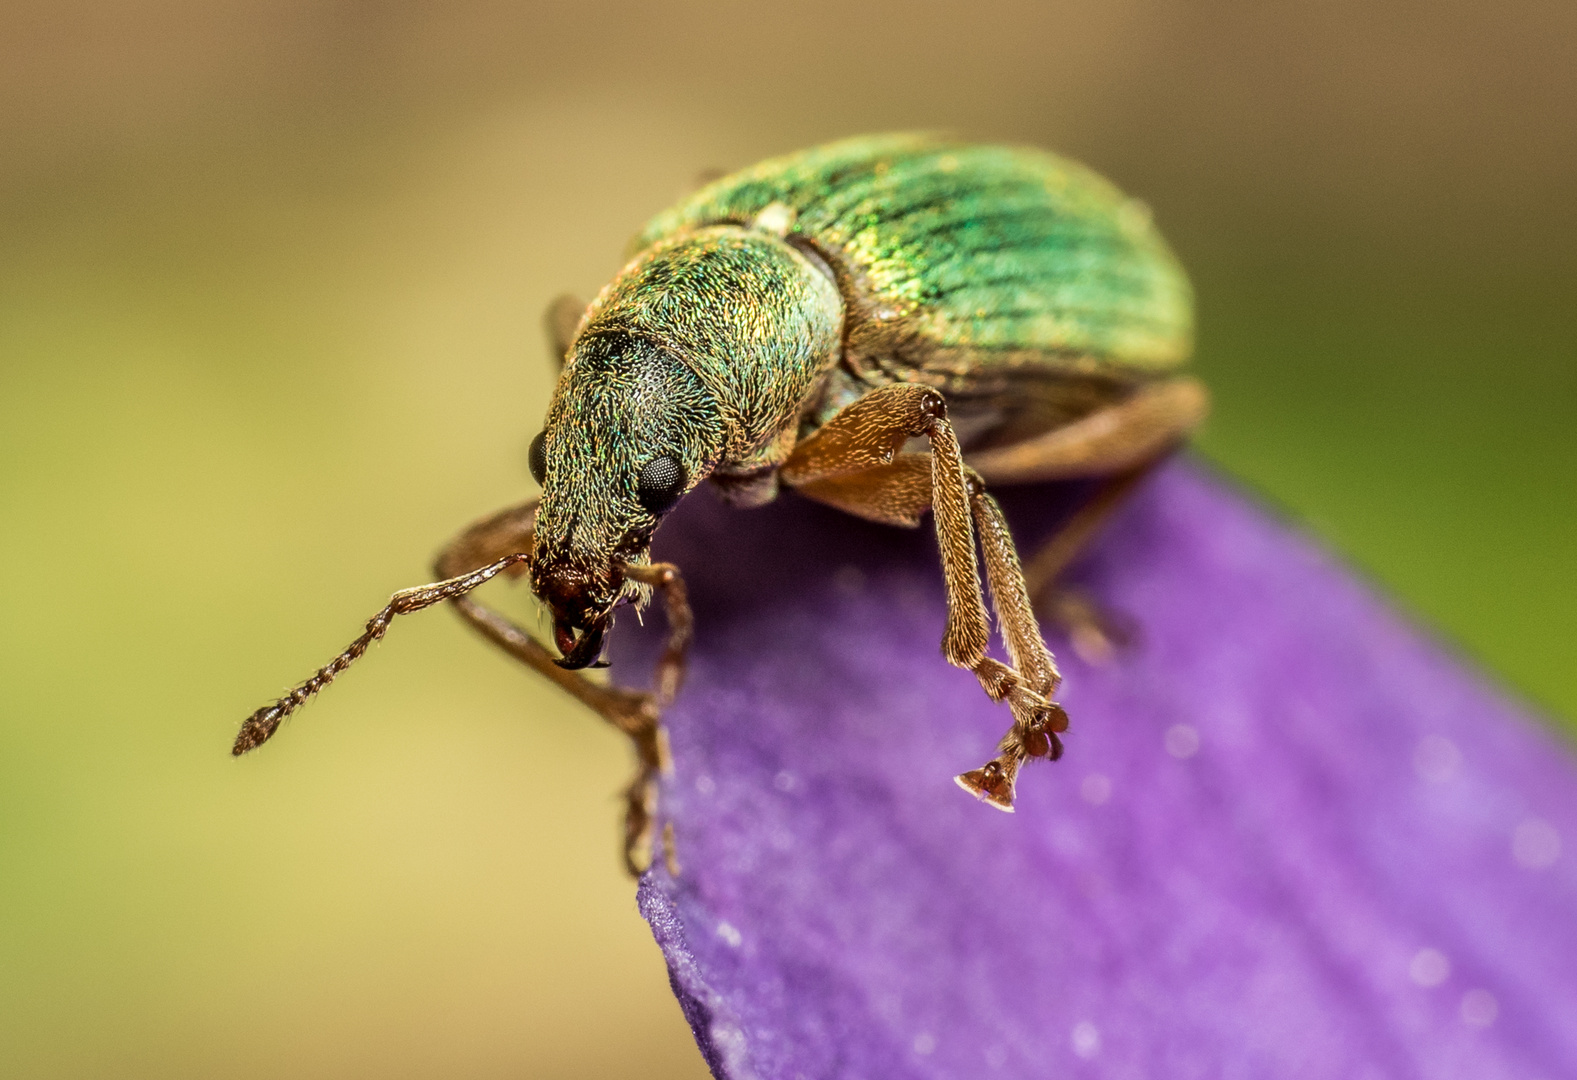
[{"x1": 1, "y1": 1, "x2": 1572, "y2": 1077}]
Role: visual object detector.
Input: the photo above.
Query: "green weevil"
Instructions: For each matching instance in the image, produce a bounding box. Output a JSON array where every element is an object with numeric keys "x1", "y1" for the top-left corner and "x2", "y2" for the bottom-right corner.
[{"x1": 235, "y1": 133, "x2": 1206, "y2": 872}]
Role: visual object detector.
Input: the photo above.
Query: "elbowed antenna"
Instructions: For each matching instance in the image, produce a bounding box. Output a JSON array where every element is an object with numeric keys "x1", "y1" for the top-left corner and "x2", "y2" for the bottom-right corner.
[{"x1": 232, "y1": 553, "x2": 532, "y2": 754}]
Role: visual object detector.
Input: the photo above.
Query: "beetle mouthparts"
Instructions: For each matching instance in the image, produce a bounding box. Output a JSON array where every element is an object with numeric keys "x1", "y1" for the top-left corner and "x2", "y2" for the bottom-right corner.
[{"x1": 553, "y1": 616, "x2": 609, "y2": 670}]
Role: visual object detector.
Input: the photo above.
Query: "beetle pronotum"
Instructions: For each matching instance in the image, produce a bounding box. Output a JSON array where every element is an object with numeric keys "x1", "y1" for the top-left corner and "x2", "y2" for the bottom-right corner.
[{"x1": 236, "y1": 134, "x2": 1206, "y2": 873}]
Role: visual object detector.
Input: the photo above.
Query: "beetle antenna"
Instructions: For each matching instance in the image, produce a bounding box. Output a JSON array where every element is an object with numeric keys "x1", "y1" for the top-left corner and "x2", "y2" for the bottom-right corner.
[{"x1": 233, "y1": 552, "x2": 532, "y2": 755}]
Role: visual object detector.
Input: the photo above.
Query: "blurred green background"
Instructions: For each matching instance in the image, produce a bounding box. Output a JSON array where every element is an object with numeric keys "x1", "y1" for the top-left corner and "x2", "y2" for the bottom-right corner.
[{"x1": 1, "y1": 2, "x2": 1572, "y2": 1077}]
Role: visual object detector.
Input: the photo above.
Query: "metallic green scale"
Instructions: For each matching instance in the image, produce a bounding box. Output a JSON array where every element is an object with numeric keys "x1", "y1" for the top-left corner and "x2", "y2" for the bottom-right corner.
[
  {"x1": 575, "y1": 227, "x2": 842, "y2": 464},
  {"x1": 637, "y1": 133, "x2": 1193, "y2": 376}
]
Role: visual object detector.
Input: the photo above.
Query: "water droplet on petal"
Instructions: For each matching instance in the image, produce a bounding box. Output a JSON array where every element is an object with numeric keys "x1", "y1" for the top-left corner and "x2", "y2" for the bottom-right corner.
[
  {"x1": 1071, "y1": 1020, "x2": 1101, "y2": 1059},
  {"x1": 1512, "y1": 818, "x2": 1561, "y2": 869},
  {"x1": 1165, "y1": 724, "x2": 1200, "y2": 759},
  {"x1": 1460, "y1": 989, "x2": 1498, "y2": 1027},
  {"x1": 832, "y1": 564, "x2": 866, "y2": 597},
  {"x1": 1409, "y1": 947, "x2": 1450, "y2": 987},
  {"x1": 1080, "y1": 773, "x2": 1112, "y2": 805},
  {"x1": 1413, "y1": 735, "x2": 1462, "y2": 783}
]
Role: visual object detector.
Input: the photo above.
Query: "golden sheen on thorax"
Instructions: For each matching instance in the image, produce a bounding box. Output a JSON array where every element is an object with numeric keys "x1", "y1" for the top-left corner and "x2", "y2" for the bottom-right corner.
[{"x1": 234, "y1": 133, "x2": 1208, "y2": 874}]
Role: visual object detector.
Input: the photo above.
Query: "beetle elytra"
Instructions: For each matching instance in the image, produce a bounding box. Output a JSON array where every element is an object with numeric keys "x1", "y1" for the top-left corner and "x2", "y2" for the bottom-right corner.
[{"x1": 235, "y1": 134, "x2": 1206, "y2": 873}]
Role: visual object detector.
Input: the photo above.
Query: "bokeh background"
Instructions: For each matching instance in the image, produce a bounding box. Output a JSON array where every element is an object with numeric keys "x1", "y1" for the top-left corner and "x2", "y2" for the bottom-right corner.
[{"x1": 1, "y1": 2, "x2": 1572, "y2": 1077}]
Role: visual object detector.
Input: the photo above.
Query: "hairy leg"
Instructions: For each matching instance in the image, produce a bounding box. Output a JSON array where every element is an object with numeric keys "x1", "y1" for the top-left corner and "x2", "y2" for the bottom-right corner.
[
  {"x1": 1016, "y1": 464, "x2": 1157, "y2": 663},
  {"x1": 967, "y1": 380, "x2": 1206, "y2": 665},
  {"x1": 782, "y1": 383, "x2": 989, "y2": 669},
  {"x1": 432, "y1": 500, "x2": 690, "y2": 875},
  {"x1": 955, "y1": 479, "x2": 1071, "y2": 806},
  {"x1": 781, "y1": 383, "x2": 1063, "y2": 810}
]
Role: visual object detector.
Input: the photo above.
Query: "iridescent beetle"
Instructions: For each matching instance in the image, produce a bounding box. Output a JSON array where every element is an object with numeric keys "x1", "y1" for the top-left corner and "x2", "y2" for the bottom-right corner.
[{"x1": 236, "y1": 134, "x2": 1206, "y2": 872}]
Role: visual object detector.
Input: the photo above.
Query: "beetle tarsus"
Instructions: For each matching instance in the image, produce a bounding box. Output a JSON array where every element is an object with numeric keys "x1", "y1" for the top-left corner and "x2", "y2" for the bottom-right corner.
[
  {"x1": 956, "y1": 757, "x2": 1020, "y2": 811},
  {"x1": 955, "y1": 698, "x2": 1068, "y2": 810}
]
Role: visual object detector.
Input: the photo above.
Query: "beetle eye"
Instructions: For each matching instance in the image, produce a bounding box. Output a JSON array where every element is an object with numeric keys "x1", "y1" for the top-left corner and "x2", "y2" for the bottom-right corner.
[
  {"x1": 636, "y1": 454, "x2": 686, "y2": 515},
  {"x1": 528, "y1": 431, "x2": 547, "y2": 486}
]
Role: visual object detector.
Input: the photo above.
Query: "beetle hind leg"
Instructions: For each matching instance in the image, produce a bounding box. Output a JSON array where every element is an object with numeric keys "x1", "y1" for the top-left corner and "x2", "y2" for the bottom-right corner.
[
  {"x1": 1038, "y1": 587, "x2": 1138, "y2": 666},
  {"x1": 1014, "y1": 462, "x2": 1163, "y2": 665}
]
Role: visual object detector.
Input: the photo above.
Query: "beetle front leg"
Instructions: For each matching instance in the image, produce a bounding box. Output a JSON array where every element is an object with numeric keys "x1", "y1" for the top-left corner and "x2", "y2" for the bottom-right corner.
[
  {"x1": 781, "y1": 383, "x2": 1065, "y2": 810},
  {"x1": 432, "y1": 500, "x2": 658, "y2": 746},
  {"x1": 782, "y1": 383, "x2": 989, "y2": 667},
  {"x1": 621, "y1": 562, "x2": 693, "y2": 710},
  {"x1": 433, "y1": 501, "x2": 688, "y2": 876}
]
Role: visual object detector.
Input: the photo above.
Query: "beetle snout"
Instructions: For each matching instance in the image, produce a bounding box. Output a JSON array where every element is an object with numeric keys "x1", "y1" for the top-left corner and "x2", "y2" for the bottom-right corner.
[
  {"x1": 532, "y1": 559, "x2": 624, "y2": 670},
  {"x1": 551, "y1": 612, "x2": 608, "y2": 670}
]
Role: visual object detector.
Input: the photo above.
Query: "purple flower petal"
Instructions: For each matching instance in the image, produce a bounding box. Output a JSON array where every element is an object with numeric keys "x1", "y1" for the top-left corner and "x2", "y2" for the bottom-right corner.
[{"x1": 612, "y1": 460, "x2": 1577, "y2": 1079}]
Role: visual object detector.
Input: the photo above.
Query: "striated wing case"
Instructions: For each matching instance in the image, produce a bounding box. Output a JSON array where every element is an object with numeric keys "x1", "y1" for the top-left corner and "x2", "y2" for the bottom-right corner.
[{"x1": 637, "y1": 134, "x2": 1193, "y2": 390}]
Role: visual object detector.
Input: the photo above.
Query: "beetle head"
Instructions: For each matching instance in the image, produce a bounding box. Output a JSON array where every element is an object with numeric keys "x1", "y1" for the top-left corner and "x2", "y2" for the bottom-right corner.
[{"x1": 529, "y1": 329, "x2": 724, "y2": 668}]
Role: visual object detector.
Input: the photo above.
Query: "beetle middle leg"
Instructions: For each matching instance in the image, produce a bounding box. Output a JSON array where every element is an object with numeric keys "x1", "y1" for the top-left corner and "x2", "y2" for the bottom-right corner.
[
  {"x1": 432, "y1": 500, "x2": 690, "y2": 875},
  {"x1": 972, "y1": 376, "x2": 1208, "y2": 662},
  {"x1": 781, "y1": 383, "x2": 1063, "y2": 810}
]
